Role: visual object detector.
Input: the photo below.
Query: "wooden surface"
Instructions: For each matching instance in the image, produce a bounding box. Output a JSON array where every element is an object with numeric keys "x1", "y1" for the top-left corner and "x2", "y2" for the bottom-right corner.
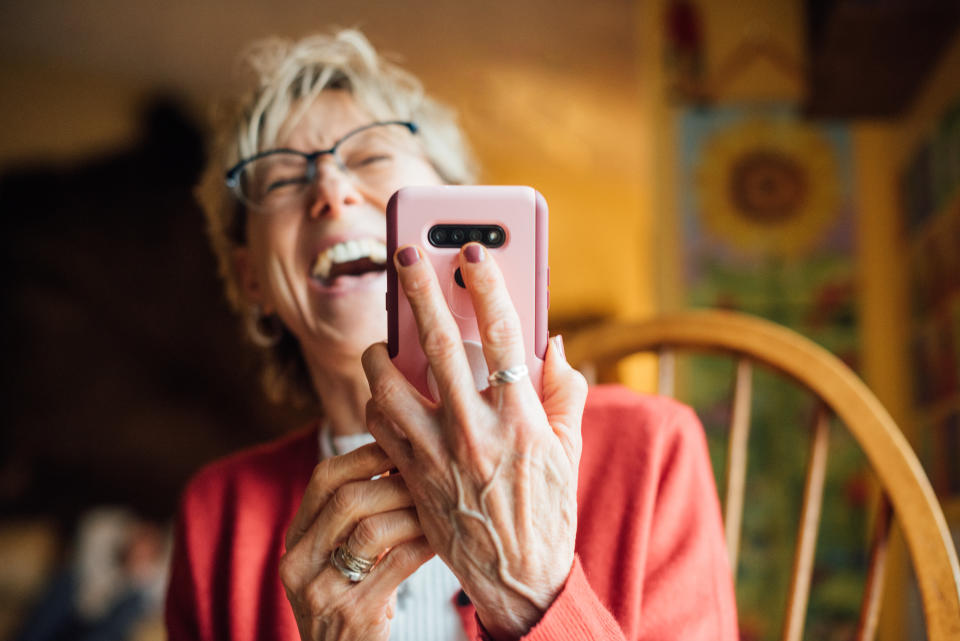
[
  {"x1": 782, "y1": 406, "x2": 830, "y2": 641},
  {"x1": 723, "y1": 359, "x2": 752, "y2": 575},
  {"x1": 565, "y1": 310, "x2": 960, "y2": 641},
  {"x1": 856, "y1": 496, "x2": 892, "y2": 641},
  {"x1": 657, "y1": 348, "x2": 676, "y2": 397}
]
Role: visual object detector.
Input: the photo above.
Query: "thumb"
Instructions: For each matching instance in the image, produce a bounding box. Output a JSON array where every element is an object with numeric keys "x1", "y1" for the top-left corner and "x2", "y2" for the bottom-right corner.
[{"x1": 541, "y1": 335, "x2": 587, "y2": 466}]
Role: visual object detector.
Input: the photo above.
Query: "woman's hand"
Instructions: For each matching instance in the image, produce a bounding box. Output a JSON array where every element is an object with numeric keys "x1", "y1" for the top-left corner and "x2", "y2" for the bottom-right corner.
[
  {"x1": 361, "y1": 243, "x2": 588, "y2": 641},
  {"x1": 280, "y1": 443, "x2": 433, "y2": 641}
]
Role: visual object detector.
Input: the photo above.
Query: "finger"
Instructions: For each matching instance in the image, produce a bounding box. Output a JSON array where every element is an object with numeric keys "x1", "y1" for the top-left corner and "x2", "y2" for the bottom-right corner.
[
  {"x1": 394, "y1": 245, "x2": 476, "y2": 408},
  {"x1": 281, "y1": 474, "x2": 416, "y2": 594},
  {"x1": 541, "y1": 335, "x2": 588, "y2": 466},
  {"x1": 345, "y1": 508, "x2": 422, "y2": 561},
  {"x1": 304, "y1": 475, "x2": 415, "y2": 566},
  {"x1": 358, "y1": 537, "x2": 434, "y2": 603},
  {"x1": 286, "y1": 443, "x2": 394, "y2": 551},
  {"x1": 457, "y1": 243, "x2": 530, "y2": 389},
  {"x1": 362, "y1": 342, "x2": 435, "y2": 451},
  {"x1": 365, "y1": 399, "x2": 415, "y2": 469}
]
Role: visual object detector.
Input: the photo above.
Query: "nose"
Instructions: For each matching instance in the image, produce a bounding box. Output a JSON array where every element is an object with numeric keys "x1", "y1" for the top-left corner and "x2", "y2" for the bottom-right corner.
[{"x1": 307, "y1": 157, "x2": 363, "y2": 219}]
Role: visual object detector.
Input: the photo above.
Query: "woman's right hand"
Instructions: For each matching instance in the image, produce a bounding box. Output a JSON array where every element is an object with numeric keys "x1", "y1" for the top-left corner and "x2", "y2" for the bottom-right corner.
[{"x1": 280, "y1": 442, "x2": 433, "y2": 640}]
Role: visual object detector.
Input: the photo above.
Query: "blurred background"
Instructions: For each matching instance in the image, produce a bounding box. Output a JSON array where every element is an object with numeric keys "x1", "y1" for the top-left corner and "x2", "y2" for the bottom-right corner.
[{"x1": 1, "y1": 0, "x2": 958, "y2": 640}]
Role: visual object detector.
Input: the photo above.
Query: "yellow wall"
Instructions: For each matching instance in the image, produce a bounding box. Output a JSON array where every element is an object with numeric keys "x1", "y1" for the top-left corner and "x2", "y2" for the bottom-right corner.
[
  {"x1": 0, "y1": 60, "x2": 148, "y2": 169},
  {"x1": 438, "y1": 60, "x2": 652, "y2": 325}
]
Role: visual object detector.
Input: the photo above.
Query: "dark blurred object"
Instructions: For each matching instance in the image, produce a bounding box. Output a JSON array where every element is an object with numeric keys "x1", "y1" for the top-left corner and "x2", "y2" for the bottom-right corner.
[
  {"x1": 13, "y1": 508, "x2": 168, "y2": 641},
  {"x1": 805, "y1": 0, "x2": 960, "y2": 117},
  {"x1": 0, "y1": 96, "x2": 311, "y2": 525}
]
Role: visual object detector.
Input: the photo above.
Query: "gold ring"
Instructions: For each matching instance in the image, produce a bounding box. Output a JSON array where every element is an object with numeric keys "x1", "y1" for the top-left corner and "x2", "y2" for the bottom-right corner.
[{"x1": 329, "y1": 543, "x2": 375, "y2": 582}]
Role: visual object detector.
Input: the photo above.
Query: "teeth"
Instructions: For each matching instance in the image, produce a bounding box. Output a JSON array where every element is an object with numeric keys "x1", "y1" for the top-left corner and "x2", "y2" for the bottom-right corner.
[{"x1": 311, "y1": 239, "x2": 388, "y2": 280}]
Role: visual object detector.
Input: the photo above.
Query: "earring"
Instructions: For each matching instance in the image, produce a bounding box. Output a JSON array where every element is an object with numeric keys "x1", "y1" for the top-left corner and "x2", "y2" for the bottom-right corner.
[{"x1": 246, "y1": 304, "x2": 283, "y2": 348}]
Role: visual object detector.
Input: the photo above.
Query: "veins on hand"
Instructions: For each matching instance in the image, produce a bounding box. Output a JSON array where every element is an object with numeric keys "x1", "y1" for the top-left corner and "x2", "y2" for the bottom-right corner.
[{"x1": 447, "y1": 458, "x2": 542, "y2": 605}]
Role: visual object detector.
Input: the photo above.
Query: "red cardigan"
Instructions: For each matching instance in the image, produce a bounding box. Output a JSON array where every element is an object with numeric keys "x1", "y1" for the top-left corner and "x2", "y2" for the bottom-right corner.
[{"x1": 166, "y1": 385, "x2": 738, "y2": 640}]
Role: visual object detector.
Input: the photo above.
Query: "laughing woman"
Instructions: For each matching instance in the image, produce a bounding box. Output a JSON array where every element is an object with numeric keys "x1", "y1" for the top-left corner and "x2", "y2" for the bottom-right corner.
[{"x1": 166, "y1": 30, "x2": 738, "y2": 641}]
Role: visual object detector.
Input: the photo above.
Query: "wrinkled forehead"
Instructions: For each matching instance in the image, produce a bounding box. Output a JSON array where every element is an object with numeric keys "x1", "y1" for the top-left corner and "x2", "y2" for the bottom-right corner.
[{"x1": 274, "y1": 90, "x2": 381, "y2": 150}]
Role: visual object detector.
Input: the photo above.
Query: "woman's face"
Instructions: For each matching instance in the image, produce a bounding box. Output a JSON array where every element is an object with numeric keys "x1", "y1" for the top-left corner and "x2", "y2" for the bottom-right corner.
[{"x1": 235, "y1": 90, "x2": 443, "y2": 363}]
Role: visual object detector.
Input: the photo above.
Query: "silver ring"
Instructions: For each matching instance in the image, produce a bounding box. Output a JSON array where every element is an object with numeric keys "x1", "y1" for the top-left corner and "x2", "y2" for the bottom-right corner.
[
  {"x1": 329, "y1": 543, "x2": 375, "y2": 583},
  {"x1": 487, "y1": 364, "x2": 529, "y2": 387}
]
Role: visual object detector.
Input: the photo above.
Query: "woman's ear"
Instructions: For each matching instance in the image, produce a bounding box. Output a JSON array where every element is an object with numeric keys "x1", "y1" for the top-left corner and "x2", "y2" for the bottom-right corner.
[{"x1": 233, "y1": 246, "x2": 270, "y2": 312}]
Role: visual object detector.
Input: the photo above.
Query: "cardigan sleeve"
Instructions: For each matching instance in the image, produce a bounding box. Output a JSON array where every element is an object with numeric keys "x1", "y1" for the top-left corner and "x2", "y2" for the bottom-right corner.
[{"x1": 498, "y1": 557, "x2": 627, "y2": 641}]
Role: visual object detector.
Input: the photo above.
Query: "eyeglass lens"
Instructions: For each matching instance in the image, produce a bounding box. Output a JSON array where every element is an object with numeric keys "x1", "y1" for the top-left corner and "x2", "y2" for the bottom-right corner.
[{"x1": 237, "y1": 123, "x2": 418, "y2": 210}]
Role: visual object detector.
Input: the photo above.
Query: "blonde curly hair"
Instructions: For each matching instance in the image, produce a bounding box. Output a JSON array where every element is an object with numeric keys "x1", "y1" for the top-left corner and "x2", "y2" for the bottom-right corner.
[{"x1": 197, "y1": 29, "x2": 478, "y2": 407}]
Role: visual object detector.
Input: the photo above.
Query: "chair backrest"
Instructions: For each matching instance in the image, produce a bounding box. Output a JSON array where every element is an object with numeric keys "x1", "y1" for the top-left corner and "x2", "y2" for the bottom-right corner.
[{"x1": 564, "y1": 309, "x2": 960, "y2": 641}]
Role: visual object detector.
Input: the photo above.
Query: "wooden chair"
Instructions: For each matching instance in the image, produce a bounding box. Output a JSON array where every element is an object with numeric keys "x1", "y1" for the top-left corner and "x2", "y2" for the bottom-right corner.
[{"x1": 564, "y1": 309, "x2": 960, "y2": 641}]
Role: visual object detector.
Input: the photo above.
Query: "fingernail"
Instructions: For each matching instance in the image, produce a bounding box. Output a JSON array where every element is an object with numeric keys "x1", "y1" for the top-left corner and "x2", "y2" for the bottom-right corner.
[
  {"x1": 397, "y1": 246, "x2": 420, "y2": 267},
  {"x1": 464, "y1": 243, "x2": 485, "y2": 264},
  {"x1": 554, "y1": 335, "x2": 566, "y2": 361}
]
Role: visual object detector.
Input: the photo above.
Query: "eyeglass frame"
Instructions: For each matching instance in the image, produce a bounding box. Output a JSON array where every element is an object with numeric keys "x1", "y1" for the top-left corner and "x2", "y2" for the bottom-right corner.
[{"x1": 224, "y1": 120, "x2": 420, "y2": 207}]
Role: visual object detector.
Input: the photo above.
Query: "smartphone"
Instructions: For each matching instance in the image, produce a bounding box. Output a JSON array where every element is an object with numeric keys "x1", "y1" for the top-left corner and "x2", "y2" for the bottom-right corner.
[{"x1": 386, "y1": 185, "x2": 549, "y2": 401}]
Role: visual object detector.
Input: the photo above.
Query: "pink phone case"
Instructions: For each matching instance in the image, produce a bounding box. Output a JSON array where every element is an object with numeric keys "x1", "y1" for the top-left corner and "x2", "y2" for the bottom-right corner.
[{"x1": 387, "y1": 185, "x2": 549, "y2": 400}]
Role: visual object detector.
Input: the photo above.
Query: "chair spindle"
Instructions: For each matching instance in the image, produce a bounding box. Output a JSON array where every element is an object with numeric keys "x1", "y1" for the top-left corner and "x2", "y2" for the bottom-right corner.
[
  {"x1": 657, "y1": 348, "x2": 676, "y2": 397},
  {"x1": 723, "y1": 359, "x2": 753, "y2": 578},
  {"x1": 782, "y1": 405, "x2": 831, "y2": 641},
  {"x1": 855, "y1": 495, "x2": 893, "y2": 641}
]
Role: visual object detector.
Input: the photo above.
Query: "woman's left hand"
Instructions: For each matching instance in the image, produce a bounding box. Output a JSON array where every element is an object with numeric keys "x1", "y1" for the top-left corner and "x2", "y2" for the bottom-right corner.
[{"x1": 361, "y1": 243, "x2": 588, "y2": 641}]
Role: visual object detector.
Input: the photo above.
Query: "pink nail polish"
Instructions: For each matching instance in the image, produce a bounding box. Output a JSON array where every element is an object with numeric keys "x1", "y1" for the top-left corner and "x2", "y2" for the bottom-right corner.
[
  {"x1": 397, "y1": 246, "x2": 420, "y2": 267},
  {"x1": 464, "y1": 244, "x2": 485, "y2": 264},
  {"x1": 554, "y1": 335, "x2": 566, "y2": 360}
]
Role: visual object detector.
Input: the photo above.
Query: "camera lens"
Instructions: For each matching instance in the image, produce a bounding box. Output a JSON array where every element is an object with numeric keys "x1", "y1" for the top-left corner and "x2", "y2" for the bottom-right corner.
[
  {"x1": 486, "y1": 229, "x2": 503, "y2": 245},
  {"x1": 469, "y1": 229, "x2": 482, "y2": 242},
  {"x1": 430, "y1": 227, "x2": 447, "y2": 245},
  {"x1": 451, "y1": 229, "x2": 465, "y2": 243}
]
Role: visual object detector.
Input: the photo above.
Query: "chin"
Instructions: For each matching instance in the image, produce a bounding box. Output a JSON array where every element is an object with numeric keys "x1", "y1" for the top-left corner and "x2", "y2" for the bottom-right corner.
[{"x1": 305, "y1": 275, "x2": 388, "y2": 348}]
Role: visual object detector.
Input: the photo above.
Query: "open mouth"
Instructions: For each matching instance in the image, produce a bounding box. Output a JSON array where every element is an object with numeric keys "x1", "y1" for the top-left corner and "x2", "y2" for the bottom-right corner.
[{"x1": 311, "y1": 238, "x2": 388, "y2": 286}]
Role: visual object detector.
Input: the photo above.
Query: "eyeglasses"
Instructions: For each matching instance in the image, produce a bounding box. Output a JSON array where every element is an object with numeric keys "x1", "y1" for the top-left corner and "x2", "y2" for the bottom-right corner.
[{"x1": 225, "y1": 121, "x2": 419, "y2": 211}]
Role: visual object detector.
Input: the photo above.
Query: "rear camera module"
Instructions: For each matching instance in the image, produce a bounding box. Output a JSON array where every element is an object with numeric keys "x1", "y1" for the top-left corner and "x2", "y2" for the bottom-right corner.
[{"x1": 427, "y1": 225, "x2": 506, "y2": 248}]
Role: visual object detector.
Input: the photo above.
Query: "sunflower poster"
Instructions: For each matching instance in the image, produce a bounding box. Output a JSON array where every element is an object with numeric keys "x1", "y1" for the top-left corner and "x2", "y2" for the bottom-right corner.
[
  {"x1": 678, "y1": 106, "x2": 865, "y2": 641},
  {"x1": 680, "y1": 106, "x2": 857, "y2": 339}
]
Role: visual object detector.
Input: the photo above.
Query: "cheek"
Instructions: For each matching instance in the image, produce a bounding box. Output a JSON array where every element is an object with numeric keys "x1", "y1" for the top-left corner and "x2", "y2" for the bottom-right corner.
[
  {"x1": 245, "y1": 218, "x2": 305, "y2": 300},
  {"x1": 249, "y1": 217, "x2": 301, "y2": 265}
]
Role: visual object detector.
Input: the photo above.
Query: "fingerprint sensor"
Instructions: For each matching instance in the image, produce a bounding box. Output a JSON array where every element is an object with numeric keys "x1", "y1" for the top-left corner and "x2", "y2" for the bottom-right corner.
[{"x1": 426, "y1": 340, "x2": 489, "y2": 400}]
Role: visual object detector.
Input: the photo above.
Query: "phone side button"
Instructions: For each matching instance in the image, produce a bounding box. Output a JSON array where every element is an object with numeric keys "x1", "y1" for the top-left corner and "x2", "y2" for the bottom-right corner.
[
  {"x1": 385, "y1": 292, "x2": 389, "y2": 310},
  {"x1": 547, "y1": 267, "x2": 550, "y2": 286},
  {"x1": 547, "y1": 290, "x2": 550, "y2": 309}
]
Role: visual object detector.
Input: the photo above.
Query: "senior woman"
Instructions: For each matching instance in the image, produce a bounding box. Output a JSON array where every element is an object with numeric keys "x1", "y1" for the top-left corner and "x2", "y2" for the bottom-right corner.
[{"x1": 166, "y1": 30, "x2": 737, "y2": 641}]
